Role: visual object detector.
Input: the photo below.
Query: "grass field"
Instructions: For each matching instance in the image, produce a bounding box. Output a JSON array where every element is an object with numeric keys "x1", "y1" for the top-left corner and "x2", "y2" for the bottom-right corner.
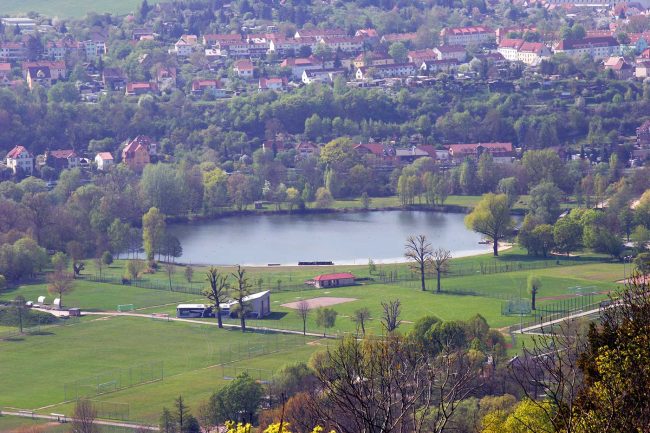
[{"x1": 0, "y1": 0, "x2": 143, "y2": 18}]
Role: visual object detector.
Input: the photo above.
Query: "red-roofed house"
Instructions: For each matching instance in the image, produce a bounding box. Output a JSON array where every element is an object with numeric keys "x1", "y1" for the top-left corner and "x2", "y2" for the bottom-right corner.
[
  {"x1": 45, "y1": 149, "x2": 80, "y2": 171},
  {"x1": 408, "y1": 49, "x2": 437, "y2": 65},
  {"x1": 352, "y1": 52, "x2": 393, "y2": 68},
  {"x1": 6, "y1": 145, "x2": 33, "y2": 175},
  {"x1": 125, "y1": 82, "x2": 158, "y2": 96},
  {"x1": 552, "y1": 37, "x2": 619, "y2": 59},
  {"x1": 0, "y1": 63, "x2": 11, "y2": 79},
  {"x1": 295, "y1": 28, "x2": 346, "y2": 39},
  {"x1": 233, "y1": 59, "x2": 254, "y2": 78},
  {"x1": 603, "y1": 56, "x2": 634, "y2": 79},
  {"x1": 281, "y1": 57, "x2": 322, "y2": 79},
  {"x1": 447, "y1": 142, "x2": 514, "y2": 163},
  {"x1": 258, "y1": 77, "x2": 287, "y2": 91},
  {"x1": 440, "y1": 26, "x2": 495, "y2": 46},
  {"x1": 191, "y1": 79, "x2": 227, "y2": 97},
  {"x1": 296, "y1": 142, "x2": 320, "y2": 158},
  {"x1": 122, "y1": 137, "x2": 151, "y2": 172},
  {"x1": 95, "y1": 152, "x2": 114, "y2": 171},
  {"x1": 517, "y1": 42, "x2": 551, "y2": 65},
  {"x1": 433, "y1": 45, "x2": 467, "y2": 62},
  {"x1": 354, "y1": 143, "x2": 391, "y2": 159},
  {"x1": 354, "y1": 28, "x2": 380, "y2": 44},
  {"x1": 22, "y1": 61, "x2": 67, "y2": 80},
  {"x1": 312, "y1": 272, "x2": 356, "y2": 288},
  {"x1": 203, "y1": 33, "x2": 243, "y2": 47},
  {"x1": 497, "y1": 38, "x2": 524, "y2": 61}
]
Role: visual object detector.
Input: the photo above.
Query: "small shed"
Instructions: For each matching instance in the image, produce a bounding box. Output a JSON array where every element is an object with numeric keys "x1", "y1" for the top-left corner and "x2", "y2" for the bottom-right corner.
[
  {"x1": 312, "y1": 273, "x2": 356, "y2": 289},
  {"x1": 69, "y1": 308, "x2": 81, "y2": 317},
  {"x1": 221, "y1": 290, "x2": 271, "y2": 318}
]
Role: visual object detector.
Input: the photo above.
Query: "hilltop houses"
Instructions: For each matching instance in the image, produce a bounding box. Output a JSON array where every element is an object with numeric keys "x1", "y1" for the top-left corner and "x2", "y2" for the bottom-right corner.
[
  {"x1": 122, "y1": 136, "x2": 157, "y2": 172},
  {"x1": 441, "y1": 26, "x2": 495, "y2": 46}
]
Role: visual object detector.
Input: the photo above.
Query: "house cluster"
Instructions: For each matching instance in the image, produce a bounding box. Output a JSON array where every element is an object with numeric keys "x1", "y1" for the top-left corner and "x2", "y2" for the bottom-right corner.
[{"x1": 2, "y1": 135, "x2": 159, "y2": 177}]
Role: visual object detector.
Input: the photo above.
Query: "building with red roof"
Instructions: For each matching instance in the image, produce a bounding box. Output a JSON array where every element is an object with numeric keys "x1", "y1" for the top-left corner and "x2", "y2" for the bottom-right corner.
[
  {"x1": 45, "y1": 149, "x2": 80, "y2": 171},
  {"x1": 447, "y1": 142, "x2": 514, "y2": 163},
  {"x1": 312, "y1": 273, "x2": 356, "y2": 288},
  {"x1": 552, "y1": 36, "x2": 619, "y2": 59},
  {"x1": 94, "y1": 152, "x2": 114, "y2": 171},
  {"x1": 6, "y1": 145, "x2": 33, "y2": 175},
  {"x1": 440, "y1": 26, "x2": 495, "y2": 46},
  {"x1": 121, "y1": 137, "x2": 151, "y2": 172}
]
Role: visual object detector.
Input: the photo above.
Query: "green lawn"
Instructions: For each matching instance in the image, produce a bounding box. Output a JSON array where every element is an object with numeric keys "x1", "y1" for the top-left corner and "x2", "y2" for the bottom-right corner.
[
  {"x1": 1, "y1": 0, "x2": 144, "y2": 18},
  {"x1": 0, "y1": 415, "x2": 68, "y2": 433},
  {"x1": 0, "y1": 316, "x2": 316, "y2": 413}
]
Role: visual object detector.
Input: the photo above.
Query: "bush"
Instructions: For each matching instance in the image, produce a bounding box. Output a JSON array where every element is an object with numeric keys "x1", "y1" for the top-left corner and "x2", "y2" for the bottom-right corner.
[{"x1": 0, "y1": 307, "x2": 59, "y2": 327}]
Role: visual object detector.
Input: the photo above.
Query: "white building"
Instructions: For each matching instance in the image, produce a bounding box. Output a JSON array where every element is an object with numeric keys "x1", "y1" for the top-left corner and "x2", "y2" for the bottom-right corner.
[
  {"x1": 6, "y1": 145, "x2": 33, "y2": 175},
  {"x1": 94, "y1": 152, "x2": 114, "y2": 171},
  {"x1": 440, "y1": 26, "x2": 495, "y2": 46},
  {"x1": 220, "y1": 290, "x2": 271, "y2": 318},
  {"x1": 552, "y1": 36, "x2": 620, "y2": 60}
]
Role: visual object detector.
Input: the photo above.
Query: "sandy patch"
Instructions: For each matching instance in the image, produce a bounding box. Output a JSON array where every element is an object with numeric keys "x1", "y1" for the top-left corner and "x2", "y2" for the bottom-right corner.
[{"x1": 282, "y1": 297, "x2": 357, "y2": 309}]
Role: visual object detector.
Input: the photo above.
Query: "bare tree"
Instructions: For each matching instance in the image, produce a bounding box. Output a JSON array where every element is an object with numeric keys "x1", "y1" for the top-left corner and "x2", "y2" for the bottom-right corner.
[
  {"x1": 405, "y1": 235, "x2": 432, "y2": 291},
  {"x1": 381, "y1": 299, "x2": 401, "y2": 333},
  {"x1": 71, "y1": 399, "x2": 98, "y2": 433},
  {"x1": 431, "y1": 248, "x2": 452, "y2": 293},
  {"x1": 94, "y1": 256, "x2": 104, "y2": 279},
  {"x1": 165, "y1": 263, "x2": 175, "y2": 291},
  {"x1": 296, "y1": 300, "x2": 311, "y2": 336},
  {"x1": 13, "y1": 295, "x2": 26, "y2": 333},
  {"x1": 232, "y1": 265, "x2": 252, "y2": 332},
  {"x1": 46, "y1": 271, "x2": 74, "y2": 307},
  {"x1": 352, "y1": 307, "x2": 371, "y2": 336},
  {"x1": 311, "y1": 334, "x2": 482, "y2": 433},
  {"x1": 204, "y1": 266, "x2": 229, "y2": 328}
]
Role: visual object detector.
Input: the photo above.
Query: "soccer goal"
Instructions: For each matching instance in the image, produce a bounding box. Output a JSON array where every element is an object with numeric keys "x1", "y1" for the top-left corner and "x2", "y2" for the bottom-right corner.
[
  {"x1": 117, "y1": 304, "x2": 135, "y2": 312},
  {"x1": 501, "y1": 298, "x2": 532, "y2": 316}
]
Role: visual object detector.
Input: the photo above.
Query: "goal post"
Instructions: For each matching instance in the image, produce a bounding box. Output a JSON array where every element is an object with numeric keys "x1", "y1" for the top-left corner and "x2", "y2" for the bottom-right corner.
[{"x1": 117, "y1": 304, "x2": 135, "y2": 312}]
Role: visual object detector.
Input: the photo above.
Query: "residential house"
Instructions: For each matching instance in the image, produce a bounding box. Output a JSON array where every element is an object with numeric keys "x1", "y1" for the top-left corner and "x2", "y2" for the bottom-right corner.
[
  {"x1": 258, "y1": 77, "x2": 287, "y2": 91},
  {"x1": 440, "y1": 26, "x2": 495, "y2": 46},
  {"x1": 311, "y1": 273, "x2": 355, "y2": 288},
  {"x1": 22, "y1": 61, "x2": 67, "y2": 80},
  {"x1": 82, "y1": 39, "x2": 107, "y2": 61},
  {"x1": 156, "y1": 67, "x2": 177, "y2": 91},
  {"x1": 352, "y1": 52, "x2": 393, "y2": 68},
  {"x1": 636, "y1": 60, "x2": 650, "y2": 78},
  {"x1": 447, "y1": 142, "x2": 514, "y2": 163},
  {"x1": 45, "y1": 38, "x2": 80, "y2": 61},
  {"x1": 45, "y1": 149, "x2": 80, "y2": 171},
  {"x1": 604, "y1": 56, "x2": 634, "y2": 79},
  {"x1": 173, "y1": 35, "x2": 198, "y2": 56},
  {"x1": 295, "y1": 142, "x2": 320, "y2": 158},
  {"x1": 302, "y1": 68, "x2": 345, "y2": 84},
  {"x1": 380, "y1": 33, "x2": 418, "y2": 45},
  {"x1": 408, "y1": 49, "x2": 438, "y2": 65},
  {"x1": 433, "y1": 45, "x2": 467, "y2": 62},
  {"x1": 0, "y1": 63, "x2": 10, "y2": 80},
  {"x1": 6, "y1": 145, "x2": 33, "y2": 175},
  {"x1": 191, "y1": 79, "x2": 228, "y2": 97},
  {"x1": 269, "y1": 37, "x2": 320, "y2": 56},
  {"x1": 0, "y1": 42, "x2": 26, "y2": 62},
  {"x1": 132, "y1": 28, "x2": 155, "y2": 41},
  {"x1": 102, "y1": 67, "x2": 126, "y2": 90},
  {"x1": 497, "y1": 38, "x2": 524, "y2": 61},
  {"x1": 354, "y1": 143, "x2": 392, "y2": 161},
  {"x1": 125, "y1": 82, "x2": 158, "y2": 96},
  {"x1": 637, "y1": 120, "x2": 650, "y2": 146},
  {"x1": 354, "y1": 28, "x2": 380, "y2": 45},
  {"x1": 94, "y1": 152, "x2": 114, "y2": 171},
  {"x1": 280, "y1": 57, "x2": 322, "y2": 79},
  {"x1": 233, "y1": 59, "x2": 255, "y2": 78},
  {"x1": 26, "y1": 66, "x2": 52, "y2": 89},
  {"x1": 295, "y1": 28, "x2": 346, "y2": 39},
  {"x1": 318, "y1": 36, "x2": 364, "y2": 53},
  {"x1": 355, "y1": 63, "x2": 417, "y2": 80},
  {"x1": 518, "y1": 42, "x2": 551, "y2": 65},
  {"x1": 1, "y1": 18, "x2": 37, "y2": 32},
  {"x1": 203, "y1": 34, "x2": 243, "y2": 47},
  {"x1": 122, "y1": 137, "x2": 152, "y2": 171},
  {"x1": 395, "y1": 146, "x2": 431, "y2": 163},
  {"x1": 419, "y1": 59, "x2": 459, "y2": 74},
  {"x1": 552, "y1": 36, "x2": 620, "y2": 59}
]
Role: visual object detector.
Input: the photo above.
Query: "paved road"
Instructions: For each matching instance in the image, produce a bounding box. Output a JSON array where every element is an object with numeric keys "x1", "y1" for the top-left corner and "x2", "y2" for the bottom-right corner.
[
  {"x1": 517, "y1": 304, "x2": 606, "y2": 334},
  {"x1": 0, "y1": 410, "x2": 158, "y2": 431}
]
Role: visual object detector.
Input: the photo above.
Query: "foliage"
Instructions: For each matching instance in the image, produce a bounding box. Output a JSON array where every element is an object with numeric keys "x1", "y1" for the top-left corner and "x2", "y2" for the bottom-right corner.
[
  {"x1": 315, "y1": 307, "x2": 338, "y2": 335},
  {"x1": 465, "y1": 194, "x2": 513, "y2": 256},
  {"x1": 209, "y1": 373, "x2": 264, "y2": 425}
]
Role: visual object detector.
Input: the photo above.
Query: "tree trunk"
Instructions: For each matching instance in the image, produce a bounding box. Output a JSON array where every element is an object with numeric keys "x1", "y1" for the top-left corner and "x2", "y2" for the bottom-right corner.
[
  {"x1": 532, "y1": 291, "x2": 536, "y2": 311},
  {"x1": 437, "y1": 271, "x2": 441, "y2": 293},
  {"x1": 493, "y1": 238, "x2": 499, "y2": 257},
  {"x1": 216, "y1": 307, "x2": 223, "y2": 328},
  {"x1": 303, "y1": 321, "x2": 306, "y2": 336},
  {"x1": 420, "y1": 262, "x2": 426, "y2": 291}
]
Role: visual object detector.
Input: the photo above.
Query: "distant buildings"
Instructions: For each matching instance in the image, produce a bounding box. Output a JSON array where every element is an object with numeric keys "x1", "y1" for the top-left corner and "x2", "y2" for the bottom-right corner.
[
  {"x1": 441, "y1": 26, "x2": 495, "y2": 46},
  {"x1": 552, "y1": 36, "x2": 620, "y2": 59},
  {"x1": 95, "y1": 152, "x2": 114, "y2": 171},
  {"x1": 6, "y1": 145, "x2": 33, "y2": 175}
]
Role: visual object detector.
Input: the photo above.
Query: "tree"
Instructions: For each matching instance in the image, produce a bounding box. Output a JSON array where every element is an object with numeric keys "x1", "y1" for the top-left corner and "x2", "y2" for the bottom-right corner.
[
  {"x1": 381, "y1": 298, "x2": 402, "y2": 332},
  {"x1": 465, "y1": 194, "x2": 513, "y2": 256},
  {"x1": 108, "y1": 219, "x2": 130, "y2": 259},
  {"x1": 352, "y1": 307, "x2": 371, "y2": 336},
  {"x1": 312, "y1": 334, "x2": 481, "y2": 433},
  {"x1": 142, "y1": 207, "x2": 166, "y2": 261},
  {"x1": 184, "y1": 266, "x2": 194, "y2": 286},
  {"x1": 47, "y1": 271, "x2": 74, "y2": 307},
  {"x1": 553, "y1": 215, "x2": 583, "y2": 256},
  {"x1": 204, "y1": 267, "x2": 229, "y2": 328},
  {"x1": 13, "y1": 295, "x2": 26, "y2": 333},
  {"x1": 94, "y1": 256, "x2": 104, "y2": 279},
  {"x1": 101, "y1": 251, "x2": 113, "y2": 266},
  {"x1": 431, "y1": 248, "x2": 452, "y2": 293},
  {"x1": 232, "y1": 265, "x2": 252, "y2": 332},
  {"x1": 51, "y1": 251, "x2": 69, "y2": 272},
  {"x1": 405, "y1": 235, "x2": 432, "y2": 291},
  {"x1": 361, "y1": 192, "x2": 371, "y2": 209},
  {"x1": 388, "y1": 41, "x2": 408, "y2": 63},
  {"x1": 71, "y1": 399, "x2": 99, "y2": 433},
  {"x1": 174, "y1": 395, "x2": 190, "y2": 432},
  {"x1": 315, "y1": 307, "x2": 337, "y2": 336},
  {"x1": 480, "y1": 399, "x2": 554, "y2": 433},
  {"x1": 529, "y1": 181, "x2": 563, "y2": 224},
  {"x1": 296, "y1": 300, "x2": 310, "y2": 336},
  {"x1": 165, "y1": 263, "x2": 176, "y2": 291},
  {"x1": 0, "y1": 274, "x2": 6, "y2": 292},
  {"x1": 314, "y1": 187, "x2": 333, "y2": 208},
  {"x1": 160, "y1": 408, "x2": 176, "y2": 433},
  {"x1": 527, "y1": 275, "x2": 541, "y2": 311},
  {"x1": 209, "y1": 372, "x2": 263, "y2": 425},
  {"x1": 125, "y1": 259, "x2": 146, "y2": 281}
]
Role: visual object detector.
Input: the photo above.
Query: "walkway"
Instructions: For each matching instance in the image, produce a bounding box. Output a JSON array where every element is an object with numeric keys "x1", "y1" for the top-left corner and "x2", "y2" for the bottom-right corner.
[{"x1": 0, "y1": 410, "x2": 158, "y2": 431}]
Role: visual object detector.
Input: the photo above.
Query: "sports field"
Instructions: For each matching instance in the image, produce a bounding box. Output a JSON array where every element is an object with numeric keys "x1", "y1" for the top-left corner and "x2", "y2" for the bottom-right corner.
[
  {"x1": 1, "y1": 0, "x2": 143, "y2": 18},
  {"x1": 0, "y1": 250, "x2": 625, "y2": 428}
]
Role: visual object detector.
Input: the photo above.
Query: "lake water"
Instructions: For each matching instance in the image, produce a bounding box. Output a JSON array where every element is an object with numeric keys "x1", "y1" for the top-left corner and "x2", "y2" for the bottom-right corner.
[{"x1": 167, "y1": 211, "x2": 492, "y2": 266}]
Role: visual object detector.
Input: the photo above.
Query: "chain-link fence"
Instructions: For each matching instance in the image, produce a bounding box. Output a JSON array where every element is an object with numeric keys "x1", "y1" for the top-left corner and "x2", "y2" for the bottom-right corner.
[{"x1": 63, "y1": 361, "x2": 163, "y2": 401}]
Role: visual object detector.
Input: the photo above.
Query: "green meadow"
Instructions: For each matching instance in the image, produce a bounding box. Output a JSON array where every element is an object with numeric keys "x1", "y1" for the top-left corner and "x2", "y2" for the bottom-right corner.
[{"x1": 0, "y1": 0, "x2": 143, "y2": 18}]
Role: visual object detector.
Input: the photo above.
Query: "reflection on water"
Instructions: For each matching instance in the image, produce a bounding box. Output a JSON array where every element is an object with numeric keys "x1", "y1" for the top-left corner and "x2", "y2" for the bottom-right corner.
[{"x1": 167, "y1": 211, "x2": 490, "y2": 265}]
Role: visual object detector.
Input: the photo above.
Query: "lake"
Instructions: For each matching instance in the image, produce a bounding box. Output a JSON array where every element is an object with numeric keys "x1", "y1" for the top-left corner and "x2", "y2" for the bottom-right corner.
[{"x1": 167, "y1": 210, "x2": 492, "y2": 266}]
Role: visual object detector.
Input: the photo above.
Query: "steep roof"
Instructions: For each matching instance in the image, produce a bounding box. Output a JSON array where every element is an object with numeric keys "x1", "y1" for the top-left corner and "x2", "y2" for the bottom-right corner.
[
  {"x1": 6, "y1": 145, "x2": 28, "y2": 159},
  {"x1": 49, "y1": 149, "x2": 77, "y2": 159},
  {"x1": 96, "y1": 152, "x2": 114, "y2": 160}
]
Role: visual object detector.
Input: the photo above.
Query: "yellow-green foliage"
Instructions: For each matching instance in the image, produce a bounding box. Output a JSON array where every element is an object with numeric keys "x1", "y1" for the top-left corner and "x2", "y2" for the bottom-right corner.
[{"x1": 480, "y1": 398, "x2": 554, "y2": 433}]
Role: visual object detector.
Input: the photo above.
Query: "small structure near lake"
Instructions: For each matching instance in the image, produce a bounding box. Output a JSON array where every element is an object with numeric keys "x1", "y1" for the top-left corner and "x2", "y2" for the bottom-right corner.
[{"x1": 309, "y1": 273, "x2": 356, "y2": 289}]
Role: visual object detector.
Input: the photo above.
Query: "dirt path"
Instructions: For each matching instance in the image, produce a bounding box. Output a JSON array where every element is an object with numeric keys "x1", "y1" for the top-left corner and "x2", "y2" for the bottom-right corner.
[{"x1": 0, "y1": 410, "x2": 158, "y2": 431}]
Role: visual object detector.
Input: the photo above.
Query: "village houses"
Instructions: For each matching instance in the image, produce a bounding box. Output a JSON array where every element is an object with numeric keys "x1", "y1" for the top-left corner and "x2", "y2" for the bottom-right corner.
[{"x1": 6, "y1": 145, "x2": 33, "y2": 175}]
